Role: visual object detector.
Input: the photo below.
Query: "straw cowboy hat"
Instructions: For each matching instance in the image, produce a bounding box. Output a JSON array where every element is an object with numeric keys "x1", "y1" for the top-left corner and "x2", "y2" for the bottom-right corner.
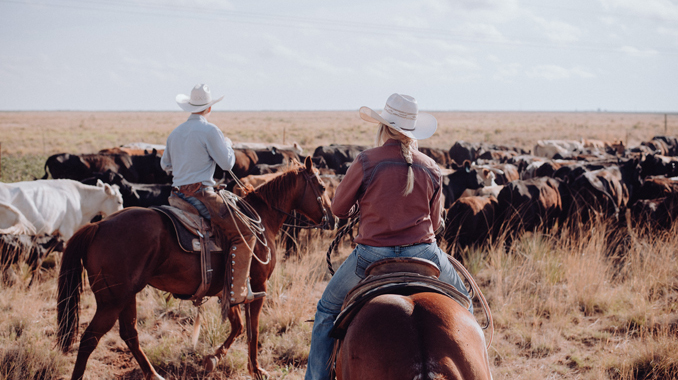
[
  {"x1": 176, "y1": 84, "x2": 224, "y2": 113},
  {"x1": 359, "y1": 93, "x2": 437, "y2": 140}
]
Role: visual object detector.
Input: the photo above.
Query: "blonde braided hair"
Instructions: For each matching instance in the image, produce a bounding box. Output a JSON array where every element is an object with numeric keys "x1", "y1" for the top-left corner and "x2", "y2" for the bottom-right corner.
[{"x1": 375, "y1": 124, "x2": 417, "y2": 196}]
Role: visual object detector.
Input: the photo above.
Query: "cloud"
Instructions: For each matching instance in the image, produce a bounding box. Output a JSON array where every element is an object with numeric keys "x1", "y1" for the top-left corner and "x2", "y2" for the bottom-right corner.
[
  {"x1": 526, "y1": 65, "x2": 595, "y2": 80},
  {"x1": 657, "y1": 26, "x2": 678, "y2": 40},
  {"x1": 619, "y1": 46, "x2": 659, "y2": 56},
  {"x1": 599, "y1": 0, "x2": 678, "y2": 21},
  {"x1": 493, "y1": 62, "x2": 521, "y2": 81},
  {"x1": 531, "y1": 16, "x2": 582, "y2": 43},
  {"x1": 271, "y1": 45, "x2": 350, "y2": 76}
]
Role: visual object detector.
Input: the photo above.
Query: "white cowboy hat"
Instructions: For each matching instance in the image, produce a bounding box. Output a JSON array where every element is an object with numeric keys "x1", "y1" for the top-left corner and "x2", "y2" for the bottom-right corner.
[
  {"x1": 359, "y1": 93, "x2": 437, "y2": 140},
  {"x1": 176, "y1": 84, "x2": 224, "y2": 113}
]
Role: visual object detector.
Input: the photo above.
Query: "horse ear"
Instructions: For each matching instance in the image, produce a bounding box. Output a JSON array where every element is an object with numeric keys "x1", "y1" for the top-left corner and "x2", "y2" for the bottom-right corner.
[{"x1": 304, "y1": 155, "x2": 313, "y2": 171}]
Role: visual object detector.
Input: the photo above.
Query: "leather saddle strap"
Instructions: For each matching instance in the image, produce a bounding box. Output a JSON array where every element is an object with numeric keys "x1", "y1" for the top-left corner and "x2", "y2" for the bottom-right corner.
[{"x1": 191, "y1": 218, "x2": 213, "y2": 305}]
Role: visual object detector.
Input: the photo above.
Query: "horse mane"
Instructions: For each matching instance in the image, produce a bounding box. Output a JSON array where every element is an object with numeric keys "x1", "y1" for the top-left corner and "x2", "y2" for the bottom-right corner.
[{"x1": 245, "y1": 162, "x2": 307, "y2": 209}]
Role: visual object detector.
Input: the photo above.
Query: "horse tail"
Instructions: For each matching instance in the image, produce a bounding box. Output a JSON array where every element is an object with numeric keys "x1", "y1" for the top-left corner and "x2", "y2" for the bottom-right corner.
[{"x1": 56, "y1": 223, "x2": 99, "y2": 352}]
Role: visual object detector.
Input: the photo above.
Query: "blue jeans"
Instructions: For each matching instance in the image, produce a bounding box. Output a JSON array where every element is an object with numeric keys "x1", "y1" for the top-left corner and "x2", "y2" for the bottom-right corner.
[
  {"x1": 174, "y1": 188, "x2": 212, "y2": 220},
  {"x1": 304, "y1": 242, "x2": 472, "y2": 380}
]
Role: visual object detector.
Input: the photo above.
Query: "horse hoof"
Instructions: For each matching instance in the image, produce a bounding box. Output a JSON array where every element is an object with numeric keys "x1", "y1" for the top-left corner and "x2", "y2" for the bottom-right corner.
[
  {"x1": 203, "y1": 355, "x2": 218, "y2": 372},
  {"x1": 253, "y1": 368, "x2": 270, "y2": 380}
]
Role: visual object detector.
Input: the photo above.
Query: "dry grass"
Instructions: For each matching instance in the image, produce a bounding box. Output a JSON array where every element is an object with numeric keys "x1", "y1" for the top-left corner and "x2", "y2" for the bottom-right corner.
[{"x1": 0, "y1": 111, "x2": 677, "y2": 379}]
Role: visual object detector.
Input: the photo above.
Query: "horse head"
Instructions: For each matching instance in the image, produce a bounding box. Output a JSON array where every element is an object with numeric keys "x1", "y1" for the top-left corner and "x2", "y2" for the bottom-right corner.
[{"x1": 295, "y1": 156, "x2": 336, "y2": 230}]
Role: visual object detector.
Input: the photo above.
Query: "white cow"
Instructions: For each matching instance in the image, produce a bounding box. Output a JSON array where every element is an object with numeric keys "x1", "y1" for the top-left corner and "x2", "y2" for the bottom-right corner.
[
  {"x1": 533, "y1": 140, "x2": 584, "y2": 159},
  {"x1": 0, "y1": 179, "x2": 123, "y2": 240}
]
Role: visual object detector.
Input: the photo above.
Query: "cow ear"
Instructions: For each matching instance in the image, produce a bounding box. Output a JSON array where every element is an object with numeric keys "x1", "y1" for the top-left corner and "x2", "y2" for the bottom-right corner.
[
  {"x1": 96, "y1": 179, "x2": 105, "y2": 188},
  {"x1": 104, "y1": 183, "x2": 116, "y2": 196},
  {"x1": 483, "y1": 168, "x2": 490, "y2": 176},
  {"x1": 450, "y1": 162, "x2": 459, "y2": 171},
  {"x1": 463, "y1": 160, "x2": 471, "y2": 173}
]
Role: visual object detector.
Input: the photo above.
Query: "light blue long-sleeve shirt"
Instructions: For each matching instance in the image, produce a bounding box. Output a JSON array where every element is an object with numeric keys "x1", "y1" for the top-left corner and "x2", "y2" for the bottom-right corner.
[{"x1": 160, "y1": 114, "x2": 235, "y2": 187}]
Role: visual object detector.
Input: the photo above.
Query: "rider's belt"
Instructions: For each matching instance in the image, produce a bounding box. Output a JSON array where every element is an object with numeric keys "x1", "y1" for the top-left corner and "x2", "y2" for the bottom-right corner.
[
  {"x1": 173, "y1": 182, "x2": 207, "y2": 198},
  {"x1": 398, "y1": 243, "x2": 418, "y2": 247}
]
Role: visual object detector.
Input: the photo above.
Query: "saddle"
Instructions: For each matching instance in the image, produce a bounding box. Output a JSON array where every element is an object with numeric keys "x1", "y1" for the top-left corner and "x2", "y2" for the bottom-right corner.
[
  {"x1": 330, "y1": 257, "x2": 471, "y2": 340},
  {"x1": 151, "y1": 205, "x2": 222, "y2": 254},
  {"x1": 150, "y1": 194, "x2": 225, "y2": 305}
]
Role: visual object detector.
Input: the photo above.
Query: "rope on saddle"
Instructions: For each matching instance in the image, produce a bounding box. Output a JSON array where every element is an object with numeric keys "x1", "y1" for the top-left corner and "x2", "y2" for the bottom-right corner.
[
  {"x1": 325, "y1": 217, "x2": 360, "y2": 276},
  {"x1": 220, "y1": 171, "x2": 271, "y2": 265},
  {"x1": 447, "y1": 254, "x2": 494, "y2": 348}
]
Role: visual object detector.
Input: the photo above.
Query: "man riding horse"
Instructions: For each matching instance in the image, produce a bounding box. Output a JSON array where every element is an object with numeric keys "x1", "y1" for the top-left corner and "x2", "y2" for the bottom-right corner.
[{"x1": 160, "y1": 83, "x2": 265, "y2": 310}]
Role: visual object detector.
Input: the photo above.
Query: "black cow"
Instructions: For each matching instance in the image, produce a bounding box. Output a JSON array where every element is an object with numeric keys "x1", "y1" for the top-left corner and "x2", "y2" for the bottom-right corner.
[
  {"x1": 312, "y1": 144, "x2": 369, "y2": 172},
  {"x1": 42, "y1": 150, "x2": 170, "y2": 184},
  {"x1": 254, "y1": 147, "x2": 300, "y2": 166},
  {"x1": 567, "y1": 159, "x2": 642, "y2": 223},
  {"x1": 631, "y1": 192, "x2": 678, "y2": 231},
  {"x1": 449, "y1": 141, "x2": 481, "y2": 166},
  {"x1": 129, "y1": 149, "x2": 172, "y2": 184},
  {"x1": 80, "y1": 170, "x2": 171, "y2": 208},
  {"x1": 441, "y1": 161, "x2": 486, "y2": 209},
  {"x1": 639, "y1": 154, "x2": 678, "y2": 178}
]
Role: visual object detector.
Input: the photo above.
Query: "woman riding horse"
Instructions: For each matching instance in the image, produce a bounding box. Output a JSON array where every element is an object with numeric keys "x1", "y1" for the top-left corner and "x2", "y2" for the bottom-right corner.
[{"x1": 306, "y1": 94, "x2": 480, "y2": 380}]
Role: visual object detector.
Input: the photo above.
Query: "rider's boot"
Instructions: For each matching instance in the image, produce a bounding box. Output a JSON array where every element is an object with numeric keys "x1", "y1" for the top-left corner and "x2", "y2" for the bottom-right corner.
[
  {"x1": 190, "y1": 188, "x2": 266, "y2": 311},
  {"x1": 226, "y1": 230, "x2": 267, "y2": 306}
]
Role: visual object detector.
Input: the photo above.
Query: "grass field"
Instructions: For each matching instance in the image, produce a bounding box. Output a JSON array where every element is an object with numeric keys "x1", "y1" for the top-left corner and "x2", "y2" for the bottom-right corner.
[{"x1": 0, "y1": 111, "x2": 677, "y2": 380}]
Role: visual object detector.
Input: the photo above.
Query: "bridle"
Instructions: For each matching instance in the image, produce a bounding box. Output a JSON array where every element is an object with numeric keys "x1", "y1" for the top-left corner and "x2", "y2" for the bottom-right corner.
[{"x1": 274, "y1": 169, "x2": 333, "y2": 230}]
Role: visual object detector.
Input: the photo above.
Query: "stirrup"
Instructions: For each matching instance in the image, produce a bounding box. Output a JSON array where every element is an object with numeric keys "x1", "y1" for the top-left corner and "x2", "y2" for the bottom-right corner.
[{"x1": 244, "y1": 278, "x2": 266, "y2": 304}]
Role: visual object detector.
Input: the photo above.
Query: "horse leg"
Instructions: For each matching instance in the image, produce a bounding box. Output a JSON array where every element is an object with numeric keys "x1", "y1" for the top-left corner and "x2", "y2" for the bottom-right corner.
[
  {"x1": 118, "y1": 299, "x2": 165, "y2": 380},
  {"x1": 203, "y1": 305, "x2": 244, "y2": 372},
  {"x1": 246, "y1": 299, "x2": 269, "y2": 380},
  {"x1": 70, "y1": 304, "x2": 125, "y2": 380}
]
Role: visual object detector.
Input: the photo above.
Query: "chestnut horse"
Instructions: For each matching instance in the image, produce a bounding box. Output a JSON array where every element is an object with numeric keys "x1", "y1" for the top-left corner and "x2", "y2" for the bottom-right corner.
[
  {"x1": 57, "y1": 157, "x2": 334, "y2": 380},
  {"x1": 336, "y1": 292, "x2": 492, "y2": 380}
]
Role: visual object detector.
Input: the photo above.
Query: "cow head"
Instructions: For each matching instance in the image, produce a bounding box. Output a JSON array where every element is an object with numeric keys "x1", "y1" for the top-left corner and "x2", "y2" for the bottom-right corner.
[
  {"x1": 97, "y1": 180, "x2": 124, "y2": 216},
  {"x1": 442, "y1": 160, "x2": 485, "y2": 208}
]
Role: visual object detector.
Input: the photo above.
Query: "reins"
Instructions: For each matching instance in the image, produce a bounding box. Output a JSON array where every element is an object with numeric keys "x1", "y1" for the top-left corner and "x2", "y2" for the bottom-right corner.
[
  {"x1": 223, "y1": 167, "x2": 331, "y2": 265},
  {"x1": 274, "y1": 170, "x2": 333, "y2": 230}
]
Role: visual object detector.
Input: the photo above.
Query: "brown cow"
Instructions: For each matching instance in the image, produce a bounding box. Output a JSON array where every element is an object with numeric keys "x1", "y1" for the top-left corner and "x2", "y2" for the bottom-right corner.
[
  {"x1": 442, "y1": 195, "x2": 497, "y2": 257},
  {"x1": 494, "y1": 177, "x2": 563, "y2": 243}
]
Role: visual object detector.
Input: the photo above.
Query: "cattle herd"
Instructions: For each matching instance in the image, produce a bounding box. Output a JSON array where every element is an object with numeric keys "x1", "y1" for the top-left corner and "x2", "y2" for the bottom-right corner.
[{"x1": 2, "y1": 135, "x2": 678, "y2": 283}]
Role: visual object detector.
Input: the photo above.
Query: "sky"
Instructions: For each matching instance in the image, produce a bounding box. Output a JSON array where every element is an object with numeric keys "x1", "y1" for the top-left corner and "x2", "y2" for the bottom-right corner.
[{"x1": 1, "y1": 0, "x2": 677, "y2": 112}]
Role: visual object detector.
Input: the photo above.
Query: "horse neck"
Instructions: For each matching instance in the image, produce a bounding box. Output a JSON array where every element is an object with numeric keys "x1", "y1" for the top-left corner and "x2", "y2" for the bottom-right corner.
[{"x1": 246, "y1": 169, "x2": 304, "y2": 232}]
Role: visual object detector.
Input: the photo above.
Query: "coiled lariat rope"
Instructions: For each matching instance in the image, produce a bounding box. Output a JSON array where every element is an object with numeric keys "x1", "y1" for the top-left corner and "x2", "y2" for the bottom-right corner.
[
  {"x1": 447, "y1": 254, "x2": 494, "y2": 347},
  {"x1": 221, "y1": 171, "x2": 271, "y2": 265}
]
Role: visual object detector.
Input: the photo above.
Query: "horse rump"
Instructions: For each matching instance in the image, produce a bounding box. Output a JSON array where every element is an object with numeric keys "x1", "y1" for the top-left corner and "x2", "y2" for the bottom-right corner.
[{"x1": 336, "y1": 293, "x2": 491, "y2": 380}]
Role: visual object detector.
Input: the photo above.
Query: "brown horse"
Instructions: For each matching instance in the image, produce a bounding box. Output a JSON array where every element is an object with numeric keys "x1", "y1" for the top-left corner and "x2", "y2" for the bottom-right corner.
[
  {"x1": 57, "y1": 157, "x2": 334, "y2": 380},
  {"x1": 336, "y1": 292, "x2": 492, "y2": 380}
]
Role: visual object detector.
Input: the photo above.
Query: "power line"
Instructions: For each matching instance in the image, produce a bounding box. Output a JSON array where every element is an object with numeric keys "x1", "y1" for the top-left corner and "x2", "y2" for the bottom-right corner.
[{"x1": 2, "y1": 0, "x2": 678, "y2": 55}]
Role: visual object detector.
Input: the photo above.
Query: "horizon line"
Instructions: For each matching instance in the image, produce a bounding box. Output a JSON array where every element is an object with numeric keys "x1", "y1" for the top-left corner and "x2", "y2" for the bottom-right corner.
[{"x1": 1, "y1": 109, "x2": 677, "y2": 114}]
